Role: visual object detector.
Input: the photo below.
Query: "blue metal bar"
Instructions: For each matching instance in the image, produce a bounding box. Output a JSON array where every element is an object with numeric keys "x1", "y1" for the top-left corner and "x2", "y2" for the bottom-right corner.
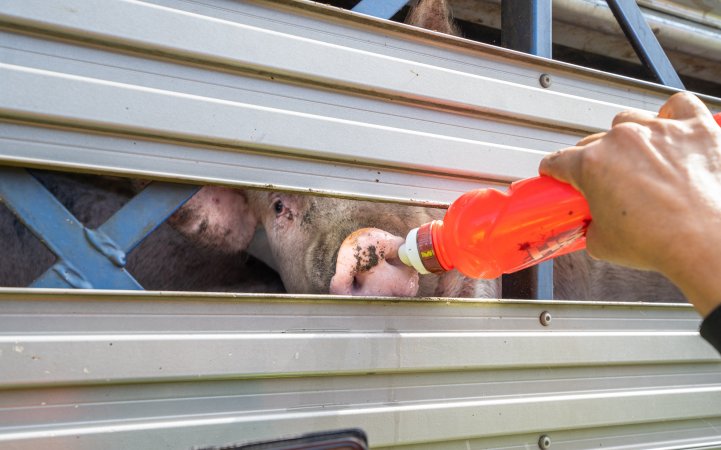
[
  {"x1": 352, "y1": 0, "x2": 409, "y2": 20},
  {"x1": 0, "y1": 167, "x2": 142, "y2": 289},
  {"x1": 606, "y1": 0, "x2": 684, "y2": 89},
  {"x1": 34, "y1": 180, "x2": 199, "y2": 289},
  {"x1": 501, "y1": 0, "x2": 552, "y2": 58},
  {"x1": 32, "y1": 261, "x2": 97, "y2": 289},
  {"x1": 0, "y1": 167, "x2": 199, "y2": 289},
  {"x1": 535, "y1": 259, "x2": 554, "y2": 300},
  {"x1": 98, "y1": 182, "x2": 199, "y2": 255}
]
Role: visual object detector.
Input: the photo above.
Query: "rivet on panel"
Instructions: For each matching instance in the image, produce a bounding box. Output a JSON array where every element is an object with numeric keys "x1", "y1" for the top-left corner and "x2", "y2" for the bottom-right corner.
[
  {"x1": 539, "y1": 73, "x2": 552, "y2": 88},
  {"x1": 538, "y1": 434, "x2": 552, "y2": 449},
  {"x1": 539, "y1": 311, "x2": 552, "y2": 326}
]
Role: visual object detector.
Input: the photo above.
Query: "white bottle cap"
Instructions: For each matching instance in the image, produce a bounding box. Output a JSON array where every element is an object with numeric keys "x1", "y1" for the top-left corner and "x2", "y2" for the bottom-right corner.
[{"x1": 398, "y1": 227, "x2": 431, "y2": 275}]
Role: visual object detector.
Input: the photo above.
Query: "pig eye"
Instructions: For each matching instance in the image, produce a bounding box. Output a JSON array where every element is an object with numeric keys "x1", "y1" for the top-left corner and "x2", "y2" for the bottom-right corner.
[{"x1": 273, "y1": 199, "x2": 285, "y2": 215}]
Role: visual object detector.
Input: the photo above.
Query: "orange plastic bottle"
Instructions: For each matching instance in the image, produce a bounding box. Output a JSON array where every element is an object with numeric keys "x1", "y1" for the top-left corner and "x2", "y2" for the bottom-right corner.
[
  {"x1": 398, "y1": 112, "x2": 721, "y2": 279},
  {"x1": 398, "y1": 176, "x2": 589, "y2": 279}
]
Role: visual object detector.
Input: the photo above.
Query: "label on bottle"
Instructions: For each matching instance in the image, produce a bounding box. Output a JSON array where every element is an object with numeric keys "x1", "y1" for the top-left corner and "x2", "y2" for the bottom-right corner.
[
  {"x1": 519, "y1": 224, "x2": 587, "y2": 264},
  {"x1": 417, "y1": 221, "x2": 445, "y2": 273}
]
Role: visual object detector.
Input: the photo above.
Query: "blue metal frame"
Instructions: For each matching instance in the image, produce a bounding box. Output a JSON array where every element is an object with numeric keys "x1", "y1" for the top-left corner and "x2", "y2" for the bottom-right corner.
[
  {"x1": 606, "y1": 0, "x2": 684, "y2": 89},
  {"x1": 0, "y1": 167, "x2": 198, "y2": 289}
]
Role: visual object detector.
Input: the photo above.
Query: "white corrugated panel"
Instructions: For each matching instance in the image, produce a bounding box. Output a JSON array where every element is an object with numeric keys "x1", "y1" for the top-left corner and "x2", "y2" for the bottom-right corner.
[{"x1": 0, "y1": 290, "x2": 720, "y2": 449}]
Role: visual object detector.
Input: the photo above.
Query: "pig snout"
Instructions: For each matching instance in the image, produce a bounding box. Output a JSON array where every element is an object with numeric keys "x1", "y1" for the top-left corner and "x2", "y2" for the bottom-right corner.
[{"x1": 329, "y1": 228, "x2": 420, "y2": 297}]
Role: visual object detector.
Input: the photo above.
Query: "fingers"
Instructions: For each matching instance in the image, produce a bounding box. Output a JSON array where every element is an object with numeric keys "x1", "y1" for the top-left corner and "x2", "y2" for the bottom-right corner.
[
  {"x1": 658, "y1": 91, "x2": 710, "y2": 120},
  {"x1": 612, "y1": 109, "x2": 656, "y2": 127},
  {"x1": 538, "y1": 146, "x2": 584, "y2": 189},
  {"x1": 542, "y1": 93, "x2": 709, "y2": 207},
  {"x1": 576, "y1": 132, "x2": 605, "y2": 146},
  {"x1": 577, "y1": 108, "x2": 655, "y2": 149}
]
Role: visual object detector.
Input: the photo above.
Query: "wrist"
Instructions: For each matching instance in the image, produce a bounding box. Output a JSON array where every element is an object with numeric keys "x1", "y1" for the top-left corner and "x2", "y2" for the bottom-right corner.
[{"x1": 660, "y1": 227, "x2": 721, "y2": 317}]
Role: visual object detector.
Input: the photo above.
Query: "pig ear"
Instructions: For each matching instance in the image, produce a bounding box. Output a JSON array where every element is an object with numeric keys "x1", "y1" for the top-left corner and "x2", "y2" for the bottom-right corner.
[{"x1": 169, "y1": 186, "x2": 258, "y2": 253}]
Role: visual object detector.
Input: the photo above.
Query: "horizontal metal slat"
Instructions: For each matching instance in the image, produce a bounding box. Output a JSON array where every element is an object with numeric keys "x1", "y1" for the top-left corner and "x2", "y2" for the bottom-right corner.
[
  {"x1": 0, "y1": 122, "x2": 492, "y2": 206},
  {"x1": 1, "y1": 387, "x2": 720, "y2": 448},
  {"x1": 2, "y1": 331, "x2": 715, "y2": 387},
  {"x1": 0, "y1": 63, "x2": 544, "y2": 182},
  {"x1": 0, "y1": 289, "x2": 716, "y2": 387},
  {"x1": 0, "y1": 290, "x2": 702, "y2": 333}
]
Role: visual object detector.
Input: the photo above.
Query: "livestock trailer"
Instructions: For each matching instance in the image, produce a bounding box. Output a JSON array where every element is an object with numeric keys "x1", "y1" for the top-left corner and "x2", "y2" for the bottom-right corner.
[{"x1": 1, "y1": 0, "x2": 721, "y2": 448}]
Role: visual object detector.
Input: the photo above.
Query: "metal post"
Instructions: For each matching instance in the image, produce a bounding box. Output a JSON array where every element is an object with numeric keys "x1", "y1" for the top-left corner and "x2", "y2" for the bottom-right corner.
[
  {"x1": 501, "y1": 0, "x2": 552, "y2": 58},
  {"x1": 501, "y1": 0, "x2": 554, "y2": 299}
]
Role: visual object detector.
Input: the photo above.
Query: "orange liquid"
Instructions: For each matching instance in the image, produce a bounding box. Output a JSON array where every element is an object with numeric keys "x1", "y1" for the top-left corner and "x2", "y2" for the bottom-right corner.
[{"x1": 430, "y1": 176, "x2": 590, "y2": 279}]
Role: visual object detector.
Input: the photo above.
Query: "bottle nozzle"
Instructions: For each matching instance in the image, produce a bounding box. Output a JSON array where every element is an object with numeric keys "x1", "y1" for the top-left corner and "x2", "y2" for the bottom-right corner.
[
  {"x1": 399, "y1": 227, "x2": 430, "y2": 274},
  {"x1": 399, "y1": 222, "x2": 446, "y2": 275}
]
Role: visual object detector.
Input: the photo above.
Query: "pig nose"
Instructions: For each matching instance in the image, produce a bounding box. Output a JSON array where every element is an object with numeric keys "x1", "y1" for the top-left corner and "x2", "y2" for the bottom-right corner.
[{"x1": 330, "y1": 228, "x2": 420, "y2": 297}]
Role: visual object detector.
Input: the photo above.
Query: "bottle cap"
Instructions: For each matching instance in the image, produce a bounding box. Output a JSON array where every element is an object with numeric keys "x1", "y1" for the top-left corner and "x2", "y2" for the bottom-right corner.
[{"x1": 398, "y1": 222, "x2": 445, "y2": 274}]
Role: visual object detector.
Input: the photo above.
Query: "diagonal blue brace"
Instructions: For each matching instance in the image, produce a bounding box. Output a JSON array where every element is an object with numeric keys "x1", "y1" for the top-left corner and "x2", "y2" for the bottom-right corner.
[
  {"x1": 0, "y1": 168, "x2": 139, "y2": 289},
  {"x1": 95, "y1": 181, "x2": 200, "y2": 256},
  {"x1": 0, "y1": 167, "x2": 198, "y2": 289},
  {"x1": 606, "y1": 0, "x2": 684, "y2": 89},
  {"x1": 32, "y1": 173, "x2": 200, "y2": 289},
  {"x1": 352, "y1": 0, "x2": 408, "y2": 20}
]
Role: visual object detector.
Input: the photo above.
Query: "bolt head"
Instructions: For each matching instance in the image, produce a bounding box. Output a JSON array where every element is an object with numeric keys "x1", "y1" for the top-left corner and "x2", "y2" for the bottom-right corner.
[
  {"x1": 539, "y1": 73, "x2": 552, "y2": 88},
  {"x1": 538, "y1": 434, "x2": 552, "y2": 449},
  {"x1": 540, "y1": 311, "x2": 552, "y2": 326}
]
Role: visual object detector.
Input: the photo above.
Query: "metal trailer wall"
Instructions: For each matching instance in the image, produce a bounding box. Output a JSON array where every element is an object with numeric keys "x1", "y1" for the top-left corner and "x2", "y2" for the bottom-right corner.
[{"x1": 1, "y1": 0, "x2": 721, "y2": 448}]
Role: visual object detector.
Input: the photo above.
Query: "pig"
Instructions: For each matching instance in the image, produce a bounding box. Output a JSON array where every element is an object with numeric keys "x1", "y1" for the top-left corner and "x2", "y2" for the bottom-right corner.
[
  {"x1": 554, "y1": 252, "x2": 685, "y2": 302},
  {"x1": 169, "y1": 188, "x2": 500, "y2": 298}
]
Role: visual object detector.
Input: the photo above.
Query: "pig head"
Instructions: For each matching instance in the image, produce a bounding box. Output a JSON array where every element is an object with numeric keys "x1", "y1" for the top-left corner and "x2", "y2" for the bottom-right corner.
[{"x1": 169, "y1": 187, "x2": 500, "y2": 298}]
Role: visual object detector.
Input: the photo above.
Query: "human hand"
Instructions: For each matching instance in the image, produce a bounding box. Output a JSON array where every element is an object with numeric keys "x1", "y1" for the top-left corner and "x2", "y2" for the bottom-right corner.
[{"x1": 540, "y1": 92, "x2": 721, "y2": 315}]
